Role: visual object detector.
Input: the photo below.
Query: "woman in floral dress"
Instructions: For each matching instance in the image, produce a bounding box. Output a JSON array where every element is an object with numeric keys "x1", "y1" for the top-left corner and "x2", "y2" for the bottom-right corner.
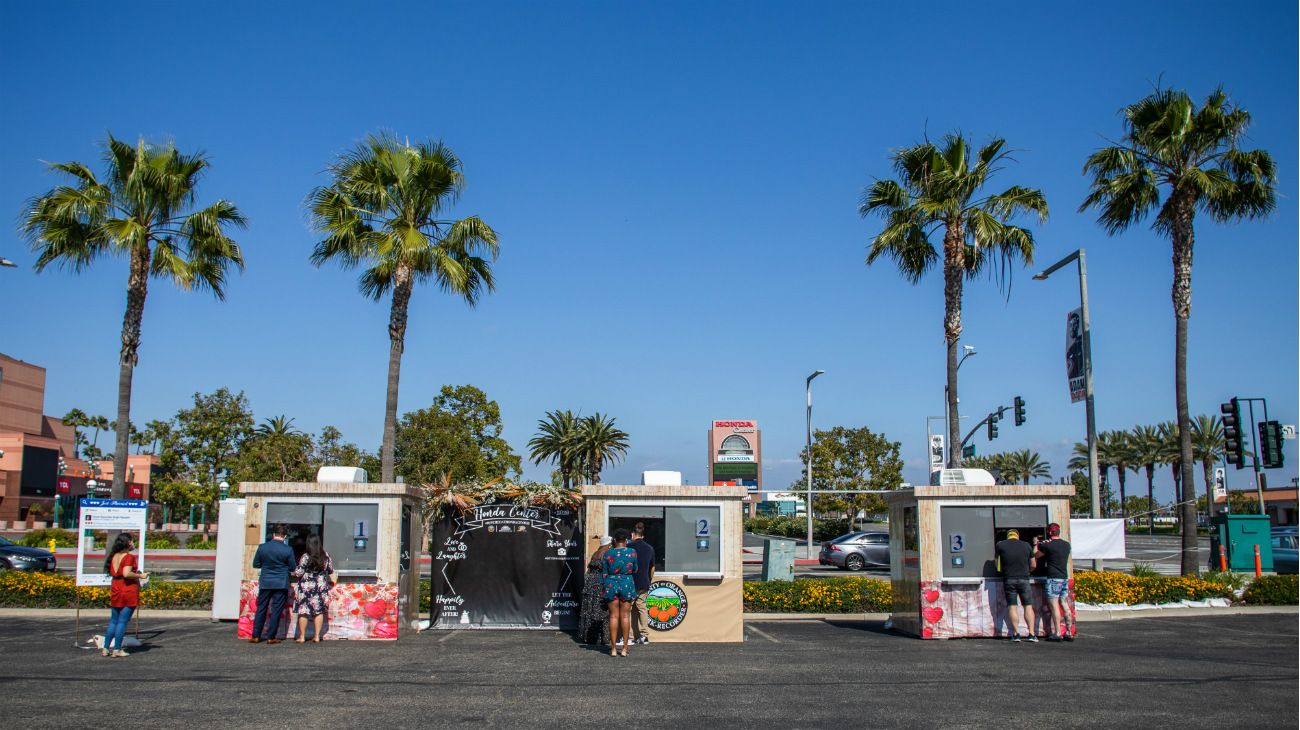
[
  {"x1": 292, "y1": 535, "x2": 334, "y2": 642},
  {"x1": 601, "y1": 529, "x2": 638, "y2": 657},
  {"x1": 578, "y1": 535, "x2": 612, "y2": 645}
]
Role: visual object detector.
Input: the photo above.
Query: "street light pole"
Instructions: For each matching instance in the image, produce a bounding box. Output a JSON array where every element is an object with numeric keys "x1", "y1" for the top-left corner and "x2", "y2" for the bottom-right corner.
[
  {"x1": 805, "y1": 370, "x2": 824, "y2": 560},
  {"x1": 945, "y1": 346, "x2": 977, "y2": 467},
  {"x1": 1034, "y1": 249, "x2": 1101, "y2": 571}
]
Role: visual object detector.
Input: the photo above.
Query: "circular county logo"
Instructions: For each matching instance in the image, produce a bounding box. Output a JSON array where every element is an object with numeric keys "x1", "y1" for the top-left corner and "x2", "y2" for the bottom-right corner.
[{"x1": 646, "y1": 581, "x2": 687, "y2": 631}]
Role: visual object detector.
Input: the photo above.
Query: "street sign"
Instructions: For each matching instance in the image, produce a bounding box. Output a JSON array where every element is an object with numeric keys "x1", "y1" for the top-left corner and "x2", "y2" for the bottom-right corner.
[{"x1": 1281, "y1": 424, "x2": 1297, "y2": 440}]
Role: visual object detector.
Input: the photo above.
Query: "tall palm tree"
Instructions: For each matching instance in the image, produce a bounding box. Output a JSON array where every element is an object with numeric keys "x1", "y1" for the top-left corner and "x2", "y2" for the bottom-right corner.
[
  {"x1": 257, "y1": 415, "x2": 300, "y2": 437},
  {"x1": 1157, "y1": 421, "x2": 1184, "y2": 515},
  {"x1": 575, "y1": 413, "x2": 629, "y2": 485},
  {"x1": 24, "y1": 136, "x2": 245, "y2": 498},
  {"x1": 1082, "y1": 87, "x2": 1276, "y2": 575},
  {"x1": 1102, "y1": 430, "x2": 1135, "y2": 519},
  {"x1": 862, "y1": 134, "x2": 1047, "y2": 467},
  {"x1": 1070, "y1": 441, "x2": 1112, "y2": 515},
  {"x1": 1003, "y1": 449, "x2": 1051, "y2": 485},
  {"x1": 1190, "y1": 414, "x2": 1225, "y2": 518},
  {"x1": 1130, "y1": 425, "x2": 1163, "y2": 535},
  {"x1": 528, "y1": 410, "x2": 582, "y2": 489},
  {"x1": 309, "y1": 133, "x2": 499, "y2": 483}
]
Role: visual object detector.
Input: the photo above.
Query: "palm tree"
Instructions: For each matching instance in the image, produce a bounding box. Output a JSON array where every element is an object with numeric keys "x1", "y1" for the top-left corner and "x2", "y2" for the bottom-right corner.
[
  {"x1": 309, "y1": 133, "x2": 499, "y2": 483},
  {"x1": 1069, "y1": 442, "x2": 1108, "y2": 514},
  {"x1": 1101, "y1": 430, "x2": 1135, "y2": 519},
  {"x1": 23, "y1": 135, "x2": 246, "y2": 499},
  {"x1": 1002, "y1": 449, "x2": 1051, "y2": 485},
  {"x1": 1190, "y1": 414, "x2": 1225, "y2": 518},
  {"x1": 575, "y1": 413, "x2": 630, "y2": 485},
  {"x1": 1082, "y1": 88, "x2": 1276, "y2": 575},
  {"x1": 61, "y1": 408, "x2": 89, "y2": 459},
  {"x1": 1130, "y1": 425, "x2": 1163, "y2": 535},
  {"x1": 1157, "y1": 421, "x2": 1184, "y2": 519},
  {"x1": 862, "y1": 134, "x2": 1047, "y2": 467},
  {"x1": 257, "y1": 415, "x2": 300, "y2": 437},
  {"x1": 528, "y1": 410, "x2": 582, "y2": 489}
]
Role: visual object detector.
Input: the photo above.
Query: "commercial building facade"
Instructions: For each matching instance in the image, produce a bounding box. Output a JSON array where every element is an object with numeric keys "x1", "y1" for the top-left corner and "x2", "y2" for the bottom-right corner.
[{"x1": 707, "y1": 420, "x2": 761, "y2": 515}]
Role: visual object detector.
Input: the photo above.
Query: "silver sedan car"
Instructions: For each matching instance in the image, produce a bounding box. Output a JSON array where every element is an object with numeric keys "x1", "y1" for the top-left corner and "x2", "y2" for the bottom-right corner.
[{"x1": 819, "y1": 531, "x2": 890, "y2": 571}]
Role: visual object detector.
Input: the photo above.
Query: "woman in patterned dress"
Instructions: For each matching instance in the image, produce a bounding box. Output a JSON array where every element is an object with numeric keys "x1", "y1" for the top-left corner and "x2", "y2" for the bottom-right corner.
[
  {"x1": 601, "y1": 528, "x2": 638, "y2": 657},
  {"x1": 578, "y1": 535, "x2": 612, "y2": 645},
  {"x1": 292, "y1": 535, "x2": 334, "y2": 643}
]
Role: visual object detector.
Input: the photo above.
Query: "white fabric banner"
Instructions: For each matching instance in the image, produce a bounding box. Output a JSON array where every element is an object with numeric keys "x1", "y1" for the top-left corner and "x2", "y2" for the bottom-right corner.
[{"x1": 1071, "y1": 519, "x2": 1126, "y2": 559}]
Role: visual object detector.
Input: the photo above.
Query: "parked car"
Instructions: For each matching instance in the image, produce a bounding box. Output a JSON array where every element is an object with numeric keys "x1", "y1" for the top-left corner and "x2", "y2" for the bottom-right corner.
[
  {"x1": 0, "y1": 535, "x2": 57, "y2": 572},
  {"x1": 1271, "y1": 526, "x2": 1297, "y2": 575},
  {"x1": 819, "y1": 531, "x2": 890, "y2": 571}
]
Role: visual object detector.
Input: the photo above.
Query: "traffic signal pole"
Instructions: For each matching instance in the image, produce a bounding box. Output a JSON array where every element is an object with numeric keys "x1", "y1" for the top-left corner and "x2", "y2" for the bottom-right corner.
[{"x1": 1247, "y1": 399, "x2": 1264, "y2": 516}]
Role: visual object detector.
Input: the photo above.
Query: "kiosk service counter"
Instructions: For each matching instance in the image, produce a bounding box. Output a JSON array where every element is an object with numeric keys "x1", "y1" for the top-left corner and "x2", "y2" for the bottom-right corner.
[
  {"x1": 582, "y1": 485, "x2": 746, "y2": 642},
  {"x1": 234, "y1": 481, "x2": 423, "y2": 640},
  {"x1": 887, "y1": 475, "x2": 1075, "y2": 639}
]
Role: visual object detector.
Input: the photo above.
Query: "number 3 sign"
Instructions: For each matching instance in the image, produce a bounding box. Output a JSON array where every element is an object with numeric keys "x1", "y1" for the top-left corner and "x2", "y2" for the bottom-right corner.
[{"x1": 949, "y1": 533, "x2": 965, "y2": 553}]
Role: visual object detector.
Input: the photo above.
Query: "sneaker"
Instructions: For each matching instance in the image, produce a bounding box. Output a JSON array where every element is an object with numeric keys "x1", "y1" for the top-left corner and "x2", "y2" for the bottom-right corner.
[
  {"x1": 1011, "y1": 635, "x2": 1022, "y2": 643},
  {"x1": 1063, "y1": 631, "x2": 1075, "y2": 642},
  {"x1": 1045, "y1": 635, "x2": 1061, "y2": 642},
  {"x1": 615, "y1": 639, "x2": 625, "y2": 647},
  {"x1": 1026, "y1": 635, "x2": 1039, "y2": 643},
  {"x1": 637, "y1": 636, "x2": 650, "y2": 645}
]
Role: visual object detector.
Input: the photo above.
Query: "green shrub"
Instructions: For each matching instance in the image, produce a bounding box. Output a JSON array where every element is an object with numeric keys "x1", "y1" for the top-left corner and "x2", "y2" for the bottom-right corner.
[
  {"x1": 743, "y1": 577, "x2": 892, "y2": 613},
  {"x1": 144, "y1": 531, "x2": 180, "y2": 549},
  {"x1": 1203, "y1": 570, "x2": 1250, "y2": 591},
  {"x1": 185, "y1": 535, "x2": 217, "y2": 550},
  {"x1": 1128, "y1": 561, "x2": 1158, "y2": 577},
  {"x1": 1073, "y1": 571, "x2": 1235, "y2": 604},
  {"x1": 743, "y1": 516, "x2": 853, "y2": 542},
  {"x1": 18, "y1": 528, "x2": 78, "y2": 548},
  {"x1": 1241, "y1": 574, "x2": 1298, "y2": 605}
]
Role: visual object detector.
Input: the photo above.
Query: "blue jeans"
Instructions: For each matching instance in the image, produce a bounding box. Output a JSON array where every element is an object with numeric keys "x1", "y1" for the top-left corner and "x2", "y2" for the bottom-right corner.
[{"x1": 106, "y1": 606, "x2": 135, "y2": 650}]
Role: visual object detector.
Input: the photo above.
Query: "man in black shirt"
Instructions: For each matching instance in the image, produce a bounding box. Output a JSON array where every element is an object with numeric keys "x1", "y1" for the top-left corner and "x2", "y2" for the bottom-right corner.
[
  {"x1": 629, "y1": 525, "x2": 656, "y2": 645},
  {"x1": 1034, "y1": 523, "x2": 1074, "y2": 642},
  {"x1": 995, "y1": 529, "x2": 1037, "y2": 642}
]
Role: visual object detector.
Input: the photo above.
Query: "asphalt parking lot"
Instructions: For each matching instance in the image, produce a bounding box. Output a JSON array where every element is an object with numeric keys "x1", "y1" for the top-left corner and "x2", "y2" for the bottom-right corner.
[{"x1": 4, "y1": 612, "x2": 1295, "y2": 729}]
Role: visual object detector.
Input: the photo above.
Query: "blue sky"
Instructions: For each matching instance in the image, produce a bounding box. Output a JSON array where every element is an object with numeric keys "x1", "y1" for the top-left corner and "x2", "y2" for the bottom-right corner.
[{"x1": 1, "y1": 2, "x2": 1296, "y2": 504}]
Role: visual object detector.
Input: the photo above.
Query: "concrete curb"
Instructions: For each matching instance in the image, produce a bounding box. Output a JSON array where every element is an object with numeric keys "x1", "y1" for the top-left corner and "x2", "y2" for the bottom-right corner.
[
  {"x1": 743, "y1": 605, "x2": 1298, "y2": 622},
  {"x1": 0, "y1": 608, "x2": 214, "y2": 618}
]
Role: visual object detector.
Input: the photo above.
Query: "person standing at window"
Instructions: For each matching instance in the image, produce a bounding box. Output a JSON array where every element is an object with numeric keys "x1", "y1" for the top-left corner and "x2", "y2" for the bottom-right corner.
[
  {"x1": 104, "y1": 534, "x2": 147, "y2": 657},
  {"x1": 995, "y1": 528, "x2": 1037, "y2": 642},
  {"x1": 250, "y1": 523, "x2": 296, "y2": 644},
  {"x1": 1034, "y1": 523, "x2": 1074, "y2": 642},
  {"x1": 628, "y1": 525, "x2": 657, "y2": 645},
  {"x1": 578, "y1": 535, "x2": 612, "y2": 646},
  {"x1": 601, "y1": 529, "x2": 638, "y2": 657},
  {"x1": 292, "y1": 534, "x2": 335, "y2": 643}
]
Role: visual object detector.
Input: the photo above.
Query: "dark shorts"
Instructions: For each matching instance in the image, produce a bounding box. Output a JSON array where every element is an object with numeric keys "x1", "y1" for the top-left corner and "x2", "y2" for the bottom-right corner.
[{"x1": 1004, "y1": 578, "x2": 1033, "y2": 606}]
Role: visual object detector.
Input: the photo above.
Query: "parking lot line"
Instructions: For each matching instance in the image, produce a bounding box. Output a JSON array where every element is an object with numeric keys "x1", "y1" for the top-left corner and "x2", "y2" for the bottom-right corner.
[{"x1": 745, "y1": 624, "x2": 781, "y2": 643}]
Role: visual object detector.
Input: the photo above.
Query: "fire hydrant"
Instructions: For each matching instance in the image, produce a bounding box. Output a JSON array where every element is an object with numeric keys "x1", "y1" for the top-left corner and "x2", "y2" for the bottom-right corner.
[{"x1": 48, "y1": 539, "x2": 56, "y2": 552}]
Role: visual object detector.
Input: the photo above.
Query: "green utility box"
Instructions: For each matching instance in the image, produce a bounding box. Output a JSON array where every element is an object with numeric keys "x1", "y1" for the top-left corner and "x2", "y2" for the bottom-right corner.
[
  {"x1": 1209, "y1": 514, "x2": 1274, "y2": 572},
  {"x1": 762, "y1": 538, "x2": 796, "y2": 581}
]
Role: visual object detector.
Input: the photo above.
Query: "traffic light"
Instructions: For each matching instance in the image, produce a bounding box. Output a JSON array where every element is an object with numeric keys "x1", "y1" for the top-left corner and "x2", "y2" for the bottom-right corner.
[
  {"x1": 1013, "y1": 396, "x2": 1026, "y2": 426},
  {"x1": 1221, "y1": 398, "x2": 1246, "y2": 469},
  {"x1": 987, "y1": 413, "x2": 999, "y2": 440},
  {"x1": 1259, "y1": 420, "x2": 1284, "y2": 469}
]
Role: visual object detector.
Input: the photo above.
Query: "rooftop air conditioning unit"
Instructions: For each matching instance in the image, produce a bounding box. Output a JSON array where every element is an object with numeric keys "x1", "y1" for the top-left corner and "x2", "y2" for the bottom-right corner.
[
  {"x1": 934, "y1": 468, "x2": 995, "y2": 487},
  {"x1": 316, "y1": 466, "x2": 368, "y2": 483},
  {"x1": 641, "y1": 470, "x2": 683, "y2": 487}
]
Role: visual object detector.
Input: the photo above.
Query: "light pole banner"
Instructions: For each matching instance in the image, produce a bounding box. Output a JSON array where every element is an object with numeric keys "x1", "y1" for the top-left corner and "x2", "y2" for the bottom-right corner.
[
  {"x1": 1066, "y1": 307, "x2": 1085, "y2": 403},
  {"x1": 75, "y1": 498, "x2": 147, "y2": 586},
  {"x1": 928, "y1": 434, "x2": 944, "y2": 473}
]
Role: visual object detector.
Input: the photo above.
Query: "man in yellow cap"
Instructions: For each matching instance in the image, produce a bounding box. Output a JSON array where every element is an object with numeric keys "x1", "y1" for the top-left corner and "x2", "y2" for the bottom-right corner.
[{"x1": 995, "y1": 528, "x2": 1037, "y2": 642}]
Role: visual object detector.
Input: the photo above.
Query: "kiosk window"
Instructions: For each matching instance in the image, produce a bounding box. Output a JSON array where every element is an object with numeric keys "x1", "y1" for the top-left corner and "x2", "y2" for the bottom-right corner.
[
  {"x1": 940, "y1": 507, "x2": 995, "y2": 578},
  {"x1": 608, "y1": 505, "x2": 722, "y2": 575},
  {"x1": 266, "y1": 502, "x2": 379, "y2": 573}
]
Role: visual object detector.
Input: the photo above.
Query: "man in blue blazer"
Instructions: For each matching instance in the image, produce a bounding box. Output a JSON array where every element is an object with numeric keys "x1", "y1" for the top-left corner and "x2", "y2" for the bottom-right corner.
[{"x1": 250, "y1": 523, "x2": 296, "y2": 644}]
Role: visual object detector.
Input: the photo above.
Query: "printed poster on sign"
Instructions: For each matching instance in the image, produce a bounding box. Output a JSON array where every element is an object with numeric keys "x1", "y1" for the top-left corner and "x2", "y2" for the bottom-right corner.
[
  {"x1": 1066, "y1": 307, "x2": 1085, "y2": 403},
  {"x1": 76, "y1": 499, "x2": 147, "y2": 586},
  {"x1": 430, "y1": 500, "x2": 583, "y2": 630}
]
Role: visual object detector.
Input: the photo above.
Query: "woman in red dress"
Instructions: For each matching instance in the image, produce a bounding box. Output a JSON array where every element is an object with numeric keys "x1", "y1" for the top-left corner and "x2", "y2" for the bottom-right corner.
[{"x1": 104, "y1": 533, "x2": 147, "y2": 657}]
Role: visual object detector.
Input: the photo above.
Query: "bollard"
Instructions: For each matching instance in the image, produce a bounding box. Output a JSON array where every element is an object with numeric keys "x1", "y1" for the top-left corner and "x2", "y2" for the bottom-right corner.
[
  {"x1": 1218, "y1": 544, "x2": 1227, "y2": 572},
  {"x1": 1253, "y1": 544, "x2": 1261, "y2": 578}
]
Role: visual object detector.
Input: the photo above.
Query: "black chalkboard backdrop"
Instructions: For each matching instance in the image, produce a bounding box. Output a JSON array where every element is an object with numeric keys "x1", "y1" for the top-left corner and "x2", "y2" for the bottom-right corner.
[{"x1": 430, "y1": 500, "x2": 583, "y2": 629}]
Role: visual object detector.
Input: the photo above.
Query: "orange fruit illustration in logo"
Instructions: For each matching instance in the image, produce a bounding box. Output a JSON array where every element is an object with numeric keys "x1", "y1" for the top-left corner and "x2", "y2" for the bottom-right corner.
[{"x1": 666, "y1": 605, "x2": 679, "y2": 619}]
